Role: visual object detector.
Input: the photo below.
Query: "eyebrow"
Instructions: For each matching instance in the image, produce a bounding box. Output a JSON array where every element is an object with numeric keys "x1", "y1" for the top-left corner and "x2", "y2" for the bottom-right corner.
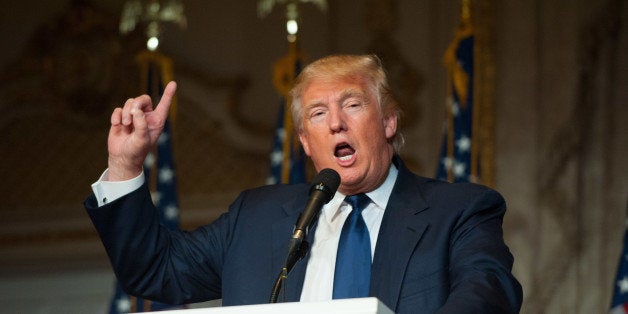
[
  {"x1": 339, "y1": 89, "x2": 367, "y2": 103},
  {"x1": 305, "y1": 89, "x2": 367, "y2": 109}
]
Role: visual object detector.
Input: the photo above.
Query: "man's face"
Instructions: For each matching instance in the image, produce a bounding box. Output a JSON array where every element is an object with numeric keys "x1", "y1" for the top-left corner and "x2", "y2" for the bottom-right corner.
[{"x1": 298, "y1": 76, "x2": 397, "y2": 195}]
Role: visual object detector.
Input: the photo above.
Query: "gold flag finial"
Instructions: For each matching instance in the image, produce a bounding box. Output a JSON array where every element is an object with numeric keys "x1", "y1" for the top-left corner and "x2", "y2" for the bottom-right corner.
[{"x1": 461, "y1": 0, "x2": 471, "y2": 22}]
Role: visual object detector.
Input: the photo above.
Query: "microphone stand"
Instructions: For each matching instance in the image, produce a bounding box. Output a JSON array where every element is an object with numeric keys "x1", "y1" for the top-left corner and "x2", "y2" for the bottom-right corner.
[{"x1": 269, "y1": 237, "x2": 310, "y2": 303}]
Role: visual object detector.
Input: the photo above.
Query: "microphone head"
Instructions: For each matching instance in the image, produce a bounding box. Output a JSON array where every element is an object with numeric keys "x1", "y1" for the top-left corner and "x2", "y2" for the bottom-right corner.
[{"x1": 309, "y1": 168, "x2": 341, "y2": 203}]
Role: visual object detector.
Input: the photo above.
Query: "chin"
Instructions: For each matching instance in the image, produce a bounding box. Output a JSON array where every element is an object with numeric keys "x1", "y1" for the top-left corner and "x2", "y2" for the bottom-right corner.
[{"x1": 336, "y1": 169, "x2": 361, "y2": 185}]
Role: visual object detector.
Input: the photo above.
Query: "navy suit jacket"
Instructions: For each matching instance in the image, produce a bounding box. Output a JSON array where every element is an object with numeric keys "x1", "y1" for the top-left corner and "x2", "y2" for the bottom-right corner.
[{"x1": 85, "y1": 158, "x2": 522, "y2": 313}]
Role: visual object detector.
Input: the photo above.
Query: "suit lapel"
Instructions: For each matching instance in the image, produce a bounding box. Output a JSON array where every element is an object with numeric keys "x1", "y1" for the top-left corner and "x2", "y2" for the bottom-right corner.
[
  {"x1": 271, "y1": 189, "x2": 311, "y2": 302},
  {"x1": 370, "y1": 160, "x2": 430, "y2": 311}
]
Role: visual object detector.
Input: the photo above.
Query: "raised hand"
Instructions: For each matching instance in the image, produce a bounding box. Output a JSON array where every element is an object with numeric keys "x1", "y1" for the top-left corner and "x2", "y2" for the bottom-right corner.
[{"x1": 107, "y1": 81, "x2": 178, "y2": 181}]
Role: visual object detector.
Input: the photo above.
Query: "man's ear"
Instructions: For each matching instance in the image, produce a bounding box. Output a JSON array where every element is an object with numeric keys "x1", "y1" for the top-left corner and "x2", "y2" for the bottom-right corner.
[
  {"x1": 383, "y1": 114, "x2": 397, "y2": 140},
  {"x1": 298, "y1": 131, "x2": 311, "y2": 156}
]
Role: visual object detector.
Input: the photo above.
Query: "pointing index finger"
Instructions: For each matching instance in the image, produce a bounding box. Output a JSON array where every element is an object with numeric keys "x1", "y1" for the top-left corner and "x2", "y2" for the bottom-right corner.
[{"x1": 154, "y1": 81, "x2": 178, "y2": 119}]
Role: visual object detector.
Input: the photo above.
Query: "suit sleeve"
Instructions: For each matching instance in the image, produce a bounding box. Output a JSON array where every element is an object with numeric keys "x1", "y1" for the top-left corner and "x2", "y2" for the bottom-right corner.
[
  {"x1": 84, "y1": 182, "x2": 233, "y2": 304},
  {"x1": 436, "y1": 188, "x2": 523, "y2": 314}
]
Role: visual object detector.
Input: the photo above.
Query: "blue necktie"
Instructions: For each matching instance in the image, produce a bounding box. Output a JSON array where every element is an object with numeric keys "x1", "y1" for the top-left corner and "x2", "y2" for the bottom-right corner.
[{"x1": 333, "y1": 193, "x2": 372, "y2": 299}]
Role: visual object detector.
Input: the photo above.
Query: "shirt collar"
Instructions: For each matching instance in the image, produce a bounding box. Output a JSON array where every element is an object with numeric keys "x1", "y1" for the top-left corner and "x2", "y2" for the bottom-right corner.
[
  {"x1": 323, "y1": 163, "x2": 399, "y2": 220},
  {"x1": 364, "y1": 163, "x2": 398, "y2": 210}
]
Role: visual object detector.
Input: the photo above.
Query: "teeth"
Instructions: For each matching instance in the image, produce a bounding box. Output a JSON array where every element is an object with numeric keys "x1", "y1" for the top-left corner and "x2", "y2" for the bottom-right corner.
[{"x1": 339, "y1": 154, "x2": 353, "y2": 161}]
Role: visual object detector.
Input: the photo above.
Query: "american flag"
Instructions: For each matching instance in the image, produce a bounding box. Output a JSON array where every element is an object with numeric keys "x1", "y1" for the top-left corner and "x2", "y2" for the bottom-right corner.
[
  {"x1": 266, "y1": 40, "x2": 306, "y2": 185},
  {"x1": 266, "y1": 98, "x2": 306, "y2": 185},
  {"x1": 108, "y1": 56, "x2": 184, "y2": 313},
  {"x1": 436, "y1": 20, "x2": 475, "y2": 183},
  {"x1": 150, "y1": 119, "x2": 181, "y2": 231},
  {"x1": 611, "y1": 214, "x2": 628, "y2": 314}
]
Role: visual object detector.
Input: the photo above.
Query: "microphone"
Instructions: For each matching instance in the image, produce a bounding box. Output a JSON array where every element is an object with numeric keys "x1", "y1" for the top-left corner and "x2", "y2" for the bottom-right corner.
[
  {"x1": 292, "y1": 168, "x2": 341, "y2": 242},
  {"x1": 269, "y1": 168, "x2": 340, "y2": 303}
]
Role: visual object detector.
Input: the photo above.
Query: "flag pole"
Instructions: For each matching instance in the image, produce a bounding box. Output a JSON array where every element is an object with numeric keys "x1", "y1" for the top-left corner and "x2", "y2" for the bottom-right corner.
[
  {"x1": 263, "y1": 0, "x2": 326, "y2": 186},
  {"x1": 436, "y1": 0, "x2": 495, "y2": 187}
]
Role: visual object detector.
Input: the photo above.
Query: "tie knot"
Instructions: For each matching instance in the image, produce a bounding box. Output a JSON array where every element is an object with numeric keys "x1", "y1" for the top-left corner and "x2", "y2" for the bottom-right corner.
[{"x1": 345, "y1": 194, "x2": 371, "y2": 213}]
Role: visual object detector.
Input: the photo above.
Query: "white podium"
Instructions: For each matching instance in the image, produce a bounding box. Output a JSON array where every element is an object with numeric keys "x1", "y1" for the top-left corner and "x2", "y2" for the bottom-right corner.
[{"x1": 151, "y1": 298, "x2": 394, "y2": 314}]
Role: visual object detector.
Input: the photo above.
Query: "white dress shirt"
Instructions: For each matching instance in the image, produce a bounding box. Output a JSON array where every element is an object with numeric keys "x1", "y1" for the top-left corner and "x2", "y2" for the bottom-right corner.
[
  {"x1": 91, "y1": 164, "x2": 399, "y2": 302},
  {"x1": 299, "y1": 164, "x2": 398, "y2": 301}
]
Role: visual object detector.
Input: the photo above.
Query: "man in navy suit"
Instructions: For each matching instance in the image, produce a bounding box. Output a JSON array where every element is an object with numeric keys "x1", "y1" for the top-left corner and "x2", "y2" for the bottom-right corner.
[{"x1": 86, "y1": 55, "x2": 522, "y2": 313}]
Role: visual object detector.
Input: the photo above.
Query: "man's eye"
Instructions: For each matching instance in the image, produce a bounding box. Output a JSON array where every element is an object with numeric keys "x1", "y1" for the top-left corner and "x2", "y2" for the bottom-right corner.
[{"x1": 308, "y1": 110, "x2": 326, "y2": 121}]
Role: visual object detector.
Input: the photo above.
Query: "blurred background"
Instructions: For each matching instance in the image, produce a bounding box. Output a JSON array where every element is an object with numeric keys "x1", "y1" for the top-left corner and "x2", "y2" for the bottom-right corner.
[{"x1": 0, "y1": 0, "x2": 626, "y2": 313}]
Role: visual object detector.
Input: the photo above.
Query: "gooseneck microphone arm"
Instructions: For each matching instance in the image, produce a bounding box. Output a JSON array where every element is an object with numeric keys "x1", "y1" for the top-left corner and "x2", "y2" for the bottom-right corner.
[{"x1": 269, "y1": 168, "x2": 341, "y2": 303}]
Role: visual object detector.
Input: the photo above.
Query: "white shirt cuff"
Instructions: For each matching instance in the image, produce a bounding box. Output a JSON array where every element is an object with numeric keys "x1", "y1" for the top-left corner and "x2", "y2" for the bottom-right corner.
[{"x1": 91, "y1": 169, "x2": 145, "y2": 207}]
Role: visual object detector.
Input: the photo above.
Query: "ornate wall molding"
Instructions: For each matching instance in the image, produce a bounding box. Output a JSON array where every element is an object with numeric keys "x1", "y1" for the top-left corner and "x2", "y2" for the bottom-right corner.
[{"x1": 527, "y1": 0, "x2": 624, "y2": 311}]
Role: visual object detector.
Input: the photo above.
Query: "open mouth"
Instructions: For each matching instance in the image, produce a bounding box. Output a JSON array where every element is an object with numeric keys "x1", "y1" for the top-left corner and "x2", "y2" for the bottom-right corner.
[{"x1": 335, "y1": 143, "x2": 355, "y2": 161}]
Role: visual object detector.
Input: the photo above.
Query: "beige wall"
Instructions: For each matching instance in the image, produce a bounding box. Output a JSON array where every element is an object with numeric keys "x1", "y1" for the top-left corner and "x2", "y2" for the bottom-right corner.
[{"x1": 0, "y1": 0, "x2": 626, "y2": 313}]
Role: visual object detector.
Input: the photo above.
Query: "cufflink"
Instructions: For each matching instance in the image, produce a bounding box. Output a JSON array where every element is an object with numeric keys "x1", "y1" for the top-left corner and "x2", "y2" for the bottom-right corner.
[{"x1": 103, "y1": 197, "x2": 108, "y2": 204}]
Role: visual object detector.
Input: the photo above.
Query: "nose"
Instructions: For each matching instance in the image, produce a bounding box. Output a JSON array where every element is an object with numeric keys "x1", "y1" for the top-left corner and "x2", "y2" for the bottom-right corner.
[{"x1": 329, "y1": 107, "x2": 347, "y2": 133}]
